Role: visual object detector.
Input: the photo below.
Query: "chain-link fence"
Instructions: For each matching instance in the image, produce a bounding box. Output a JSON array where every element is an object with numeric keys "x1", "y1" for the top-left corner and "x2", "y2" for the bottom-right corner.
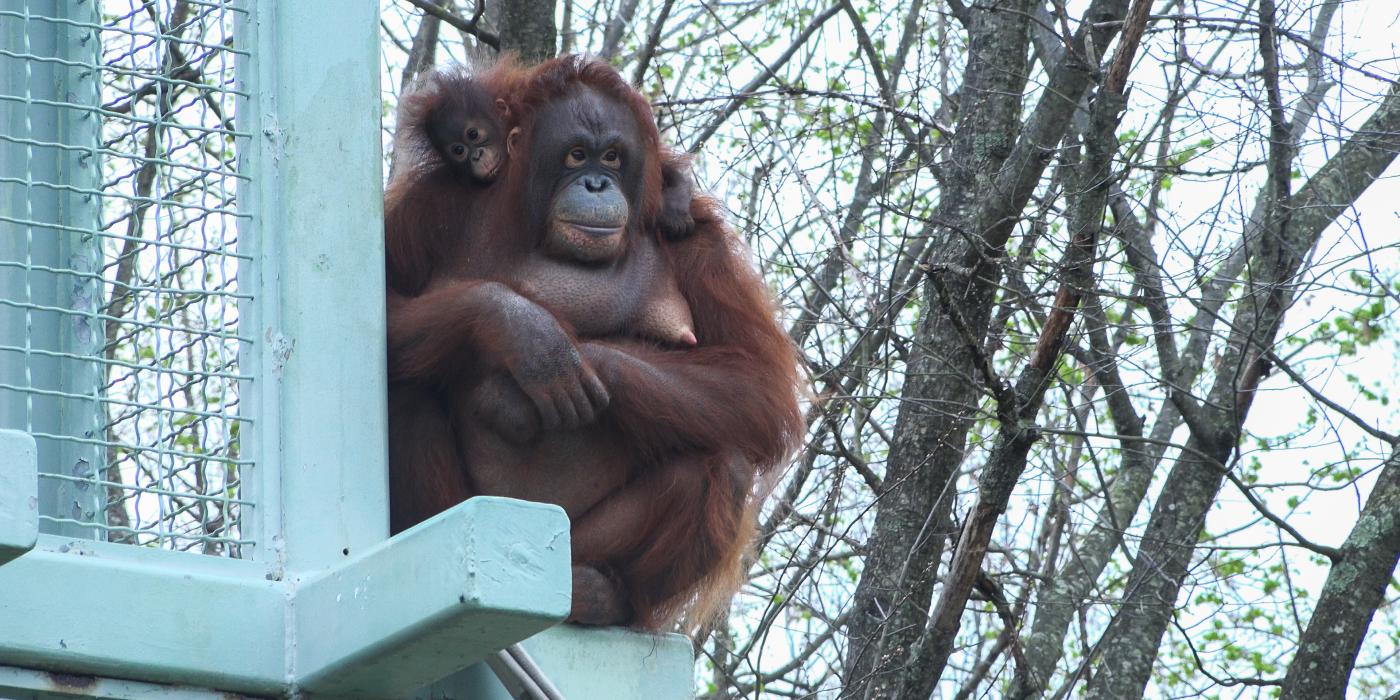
[{"x1": 0, "y1": 0, "x2": 253, "y2": 556}]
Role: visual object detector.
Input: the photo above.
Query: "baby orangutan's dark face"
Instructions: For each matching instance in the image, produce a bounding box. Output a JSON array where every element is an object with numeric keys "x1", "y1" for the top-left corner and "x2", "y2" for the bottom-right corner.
[{"x1": 428, "y1": 92, "x2": 504, "y2": 184}]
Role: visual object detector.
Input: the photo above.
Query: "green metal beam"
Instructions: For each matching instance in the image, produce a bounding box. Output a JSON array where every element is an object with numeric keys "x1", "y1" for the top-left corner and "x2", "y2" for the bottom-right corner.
[
  {"x1": 292, "y1": 497, "x2": 571, "y2": 698},
  {"x1": 0, "y1": 537, "x2": 287, "y2": 695},
  {"x1": 0, "y1": 429, "x2": 37, "y2": 566},
  {"x1": 0, "y1": 663, "x2": 244, "y2": 700},
  {"x1": 418, "y1": 626, "x2": 696, "y2": 700},
  {"x1": 0, "y1": 497, "x2": 578, "y2": 698}
]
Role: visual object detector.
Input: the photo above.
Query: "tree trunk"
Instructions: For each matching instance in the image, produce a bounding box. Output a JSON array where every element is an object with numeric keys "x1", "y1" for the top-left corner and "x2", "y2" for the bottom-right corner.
[
  {"x1": 495, "y1": 0, "x2": 557, "y2": 62},
  {"x1": 840, "y1": 2, "x2": 1145, "y2": 697},
  {"x1": 1084, "y1": 79, "x2": 1400, "y2": 700},
  {"x1": 837, "y1": 6, "x2": 1033, "y2": 698},
  {"x1": 1281, "y1": 446, "x2": 1400, "y2": 699}
]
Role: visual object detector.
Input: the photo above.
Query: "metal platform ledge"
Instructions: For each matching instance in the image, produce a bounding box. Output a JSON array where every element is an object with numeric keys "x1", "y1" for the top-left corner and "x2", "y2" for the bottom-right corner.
[
  {"x1": 0, "y1": 497, "x2": 570, "y2": 699},
  {"x1": 0, "y1": 424, "x2": 575, "y2": 699},
  {"x1": 416, "y1": 625, "x2": 695, "y2": 700},
  {"x1": 0, "y1": 429, "x2": 694, "y2": 699},
  {"x1": 291, "y1": 498, "x2": 572, "y2": 698}
]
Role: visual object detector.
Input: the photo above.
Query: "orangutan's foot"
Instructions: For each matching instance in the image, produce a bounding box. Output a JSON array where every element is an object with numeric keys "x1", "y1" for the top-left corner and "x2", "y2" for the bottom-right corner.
[{"x1": 567, "y1": 564, "x2": 633, "y2": 626}]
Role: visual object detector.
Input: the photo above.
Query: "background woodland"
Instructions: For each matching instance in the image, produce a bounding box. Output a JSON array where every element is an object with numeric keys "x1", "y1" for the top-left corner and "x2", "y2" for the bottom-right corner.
[{"x1": 372, "y1": 1, "x2": 1400, "y2": 698}]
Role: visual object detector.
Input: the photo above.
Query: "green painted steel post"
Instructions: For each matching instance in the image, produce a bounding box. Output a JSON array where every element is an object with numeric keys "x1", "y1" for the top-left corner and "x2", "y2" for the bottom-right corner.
[
  {"x1": 238, "y1": 0, "x2": 389, "y2": 573},
  {"x1": 0, "y1": 0, "x2": 105, "y2": 540}
]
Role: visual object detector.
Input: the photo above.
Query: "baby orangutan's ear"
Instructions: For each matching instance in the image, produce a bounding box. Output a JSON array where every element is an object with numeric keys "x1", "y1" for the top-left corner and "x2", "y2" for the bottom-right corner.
[
  {"x1": 506, "y1": 126, "x2": 522, "y2": 158},
  {"x1": 495, "y1": 98, "x2": 511, "y2": 120}
]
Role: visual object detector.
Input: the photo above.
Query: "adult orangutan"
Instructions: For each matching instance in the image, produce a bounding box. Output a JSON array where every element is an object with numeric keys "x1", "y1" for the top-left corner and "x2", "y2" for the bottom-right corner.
[
  {"x1": 385, "y1": 66, "x2": 696, "y2": 344},
  {"x1": 385, "y1": 57, "x2": 802, "y2": 629}
]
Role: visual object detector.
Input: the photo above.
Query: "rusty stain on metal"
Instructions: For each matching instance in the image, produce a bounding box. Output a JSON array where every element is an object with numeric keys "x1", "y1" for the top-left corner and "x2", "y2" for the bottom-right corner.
[{"x1": 46, "y1": 671, "x2": 97, "y2": 690}]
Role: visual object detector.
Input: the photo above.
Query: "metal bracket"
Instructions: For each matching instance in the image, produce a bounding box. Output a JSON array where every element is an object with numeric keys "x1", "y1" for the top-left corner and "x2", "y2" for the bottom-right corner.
[
  {"x1": 291, "y1": 497, "x2": 571, "y2": 698},
  {"x1": 0, "y1": 430, "x2": 37, "y2": 567},
  {"x1": 488, "y1": 643, "x2": 567, "y2": 700}
]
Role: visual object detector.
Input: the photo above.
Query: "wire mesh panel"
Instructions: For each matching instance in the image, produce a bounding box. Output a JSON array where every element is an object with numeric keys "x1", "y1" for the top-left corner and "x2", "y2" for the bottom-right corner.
[{"x1": 0, "y1": 0, "x2": 254, "y2": 556}]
